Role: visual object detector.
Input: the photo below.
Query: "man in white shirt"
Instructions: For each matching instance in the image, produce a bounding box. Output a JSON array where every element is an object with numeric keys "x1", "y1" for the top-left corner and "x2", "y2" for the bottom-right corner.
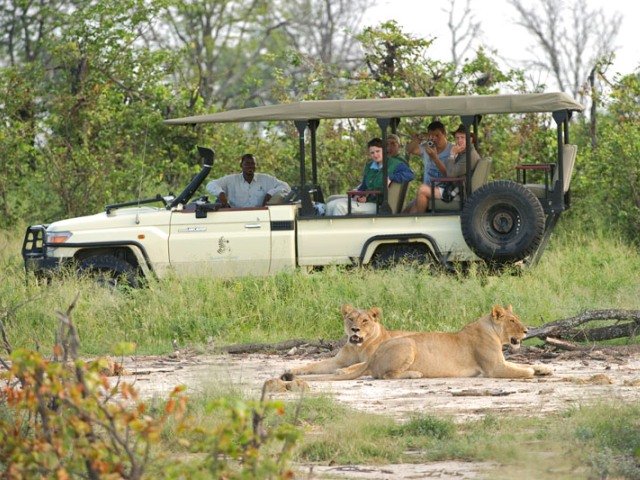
[{"x1": 206, "y1": 154, "x2": 291, "y2": 208}]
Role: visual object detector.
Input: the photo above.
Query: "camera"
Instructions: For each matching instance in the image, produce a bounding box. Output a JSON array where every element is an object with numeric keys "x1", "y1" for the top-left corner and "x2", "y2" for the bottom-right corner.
[{"x1": 421, "y1": 139, "x2": 436, "y2": 148}]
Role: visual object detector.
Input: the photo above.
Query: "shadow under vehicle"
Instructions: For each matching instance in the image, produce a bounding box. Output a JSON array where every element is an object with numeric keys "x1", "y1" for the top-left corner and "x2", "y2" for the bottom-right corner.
[{"x1": 22, "y1": 93, "x2": 583, "y2": 284}]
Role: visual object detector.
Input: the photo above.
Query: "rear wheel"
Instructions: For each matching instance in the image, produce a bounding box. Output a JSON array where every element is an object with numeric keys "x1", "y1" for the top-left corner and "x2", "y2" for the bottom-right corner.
[
  {"x1": 461, "y1": 180, "x2": 545, "y2": 264},
  {"x1": 370, "y1": 243, "x2": 430, "y2": 269},
  {"x1": 78, "y1": 254, "x2": 138, "y2": 288}
]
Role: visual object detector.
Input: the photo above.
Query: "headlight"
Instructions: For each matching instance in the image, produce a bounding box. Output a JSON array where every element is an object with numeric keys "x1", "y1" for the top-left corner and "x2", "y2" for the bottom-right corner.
[{"x1": 46, "y1": 231, "x2": 73, "y2": 244}]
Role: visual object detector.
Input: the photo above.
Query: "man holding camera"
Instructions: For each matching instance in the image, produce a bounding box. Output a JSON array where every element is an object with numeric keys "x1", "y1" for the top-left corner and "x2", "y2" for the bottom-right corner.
[{"x1": 404, "y1": 121, "x2": 454, "y2": 214}]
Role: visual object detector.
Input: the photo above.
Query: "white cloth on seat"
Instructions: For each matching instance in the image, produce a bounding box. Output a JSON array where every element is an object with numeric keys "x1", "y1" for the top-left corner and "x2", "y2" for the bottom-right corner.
[{"x1": 326, "y1": 198, "x2": 377, "y2": 216}]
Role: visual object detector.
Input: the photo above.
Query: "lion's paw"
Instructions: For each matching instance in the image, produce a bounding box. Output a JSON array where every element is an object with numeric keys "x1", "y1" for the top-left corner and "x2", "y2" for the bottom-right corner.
[{"x1": 533, "y1": 365, "x2": 553, "y2": 376}]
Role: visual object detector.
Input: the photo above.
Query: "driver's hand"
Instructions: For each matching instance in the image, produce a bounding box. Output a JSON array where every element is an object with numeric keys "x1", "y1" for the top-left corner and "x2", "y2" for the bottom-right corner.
[{"x1": 217, "y1": 193, "x2": 230, "y2": 208}]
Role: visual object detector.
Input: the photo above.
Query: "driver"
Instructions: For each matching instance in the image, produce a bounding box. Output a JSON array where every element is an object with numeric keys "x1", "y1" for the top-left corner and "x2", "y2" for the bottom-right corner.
[{"x1": 206, "y1": 153, "x2": 291, "y2": 208}]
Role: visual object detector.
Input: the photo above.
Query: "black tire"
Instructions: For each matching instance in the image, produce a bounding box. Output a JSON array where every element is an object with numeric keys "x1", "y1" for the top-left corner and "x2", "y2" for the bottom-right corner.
[
  {"x1": 370, "y1": 243, "x2": 430, "y2": 269},
  {"x1": 461, "y1": 180, "x2": 545, "y2": 264},
  {"x1": 78, "y1": 254, "x2": 138, "y2": 288}
]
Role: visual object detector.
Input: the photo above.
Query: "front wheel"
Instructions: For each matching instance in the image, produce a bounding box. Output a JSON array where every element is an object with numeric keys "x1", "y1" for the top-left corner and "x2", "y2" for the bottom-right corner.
[
  {"x1": 78, "y1": 254, "x2": 139, "y2": 288},
  {"x1": 461, "y1": 180, "x2": 545, "y2": 264}
]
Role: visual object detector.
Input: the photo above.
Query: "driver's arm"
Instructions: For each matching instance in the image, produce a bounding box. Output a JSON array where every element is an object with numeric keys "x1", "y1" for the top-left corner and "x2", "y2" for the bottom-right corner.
[{"x1": 206, "y1": 178, "x2": 230, "y2": 207}]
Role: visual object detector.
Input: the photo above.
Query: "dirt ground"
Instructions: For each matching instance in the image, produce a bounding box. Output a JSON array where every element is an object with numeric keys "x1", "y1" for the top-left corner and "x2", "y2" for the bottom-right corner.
[{"x1": 114, "y1": 344, "x2": 640, "y2": 479}]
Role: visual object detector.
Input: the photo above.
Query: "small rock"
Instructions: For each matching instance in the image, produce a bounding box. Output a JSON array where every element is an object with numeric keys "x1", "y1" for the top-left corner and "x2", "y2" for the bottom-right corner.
[{"x1": 286, "y1": 346, "x2": 298, "y2": 356}]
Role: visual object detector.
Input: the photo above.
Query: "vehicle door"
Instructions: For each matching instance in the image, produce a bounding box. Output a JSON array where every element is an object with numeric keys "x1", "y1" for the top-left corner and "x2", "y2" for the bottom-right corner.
[{"x1": 168, "y1": 207, "x2": 271, "y2": 277}]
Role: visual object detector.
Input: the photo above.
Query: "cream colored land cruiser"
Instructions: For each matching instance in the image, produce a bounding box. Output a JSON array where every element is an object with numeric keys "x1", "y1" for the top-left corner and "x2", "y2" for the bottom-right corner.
[{"x1": 22, "y1": 93, "x2": 583, "y2": 285}]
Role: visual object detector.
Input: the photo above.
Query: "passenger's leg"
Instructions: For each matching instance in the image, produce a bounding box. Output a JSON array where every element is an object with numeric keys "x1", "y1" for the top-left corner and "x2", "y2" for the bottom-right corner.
[{"x1": 408, "y1": 184, "x2": 430, "y2": 213}]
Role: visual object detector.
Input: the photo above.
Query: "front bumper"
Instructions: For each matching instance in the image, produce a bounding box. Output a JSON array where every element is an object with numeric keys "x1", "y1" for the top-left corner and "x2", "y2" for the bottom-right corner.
[{"x1": 21, "y1": 225, "x2": 72, "y2": 275}]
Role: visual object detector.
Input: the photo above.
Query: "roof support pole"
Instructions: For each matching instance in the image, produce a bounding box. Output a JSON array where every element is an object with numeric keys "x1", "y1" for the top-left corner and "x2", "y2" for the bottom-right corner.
[
  {"x1": 295, "y1": 120, "x2": 315, "y2": 215},
  {"x1": 294, "y1": 120, "x2": 307, "y2": 187},
  {"x1": 460, "y1": 115, "x2": 476, "y2": 198},
  {"x1": 552, "y1": 110, "x2": 569, "y2": 210},
  {"x1": 390, "y1": 117, "x2": 401, "y2": 134},
  {"x1": 377, "y1": 117, "x2": 392, "y2": 214},
  {"x1": 309, "y1": 120, "x2": 320, "y2": 186}
]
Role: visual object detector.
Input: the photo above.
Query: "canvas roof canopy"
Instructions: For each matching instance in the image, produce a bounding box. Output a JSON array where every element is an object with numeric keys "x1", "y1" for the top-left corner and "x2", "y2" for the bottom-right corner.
[{"x1": 164, "y1": 92, "x2": 584, "y2": 125}]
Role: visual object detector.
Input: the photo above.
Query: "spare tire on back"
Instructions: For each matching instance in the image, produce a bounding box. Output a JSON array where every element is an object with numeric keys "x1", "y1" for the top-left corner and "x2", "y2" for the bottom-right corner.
[{"x1": 461, "y1": 180, "x2": 545, "y2": 264}]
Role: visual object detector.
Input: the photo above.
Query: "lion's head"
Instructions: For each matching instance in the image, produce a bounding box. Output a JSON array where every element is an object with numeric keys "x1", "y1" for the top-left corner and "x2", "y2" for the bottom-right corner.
[
  {"x1": 490, "y1": 304, "x2": 528, "y2": 350},
  {"x1": 341, "y1": 304, "x2": 382, "y2": 346}
]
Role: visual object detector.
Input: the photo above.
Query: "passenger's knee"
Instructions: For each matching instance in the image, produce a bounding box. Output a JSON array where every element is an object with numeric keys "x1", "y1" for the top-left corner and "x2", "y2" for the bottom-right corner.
[{"x1": 417, "y1": 184, "x2": 430, "y2": 196}]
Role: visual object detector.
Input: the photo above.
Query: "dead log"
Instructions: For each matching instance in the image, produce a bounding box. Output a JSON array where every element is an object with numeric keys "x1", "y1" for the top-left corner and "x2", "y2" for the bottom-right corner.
[
  {"x1": 568, "y1": 322, "x2": 640, "y2": 342},
  {"x1": 525, "y1": 309, "x2": 640, "y2": 342}
]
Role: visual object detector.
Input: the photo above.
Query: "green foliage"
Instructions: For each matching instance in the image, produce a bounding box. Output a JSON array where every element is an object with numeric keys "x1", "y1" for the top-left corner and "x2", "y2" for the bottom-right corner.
[
  {"x1": 571, "y1": 70, "x2": 640, "y2": 242},
  {"x1": 160, "y1": 397, "x2": 300, "y2": 479},
  {"x1": 0, "y1": 347, "x2": 187, "y2": 478},
  {"x1": 0, "y1": 301, "x2": 300, "y2": 479}
]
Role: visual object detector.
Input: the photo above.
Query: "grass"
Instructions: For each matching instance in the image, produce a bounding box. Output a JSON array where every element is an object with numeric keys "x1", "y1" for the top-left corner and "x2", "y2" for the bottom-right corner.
[
  {"x1": 1, "y1": 221, "x2": 640, "y2": 355},
  {"x1": 286, "y1": 398, "x2": 640, "y2": 479},
  {"x1": 3, "y1": 220, "x2": 640, "y2": 478},
  {"x1": 152, "y1": 391, "x2": 639, "y2": 479}
]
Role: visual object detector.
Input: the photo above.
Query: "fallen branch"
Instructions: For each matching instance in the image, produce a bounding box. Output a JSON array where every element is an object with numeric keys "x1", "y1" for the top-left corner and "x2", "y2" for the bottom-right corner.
[
  {"x1": 451, "y1": 389, "x2": 514, "y2": 397},
  {"x1": 221, "y1": 338, "x2": 343, "y2": 355},
  {"x1": 544, "y1": 337, "x2": 579, "y2": 351},
  {"x1": 526, "y1": 309, "x2": 640, "y2": 342}
]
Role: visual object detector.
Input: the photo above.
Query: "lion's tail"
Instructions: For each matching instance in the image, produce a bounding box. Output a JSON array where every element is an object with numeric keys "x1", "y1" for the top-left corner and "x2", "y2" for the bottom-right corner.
[{"x1": 304, "y1": 362, "x2": 370, "y2": 382}]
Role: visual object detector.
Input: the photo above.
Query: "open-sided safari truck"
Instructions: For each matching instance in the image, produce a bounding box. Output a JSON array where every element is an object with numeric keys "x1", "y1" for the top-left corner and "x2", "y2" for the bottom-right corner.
[{"x1": 23, "y1": 93, "x2": 583, "y2": 284}]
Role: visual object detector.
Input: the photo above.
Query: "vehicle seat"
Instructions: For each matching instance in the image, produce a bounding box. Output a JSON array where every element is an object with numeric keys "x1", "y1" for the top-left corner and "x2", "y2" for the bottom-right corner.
[
  {"x1": 524, "y1": 144, "x2": 577, "y2": 198},
  {"x1": 387, "y1": 181, "x2": 410, "y2": 213},
  {"x1": 326, "y1": 183, "x2": 407, "y2": 214},
  {"x1": 432, "y1": 156, "x2": 492, "y2": 211}
]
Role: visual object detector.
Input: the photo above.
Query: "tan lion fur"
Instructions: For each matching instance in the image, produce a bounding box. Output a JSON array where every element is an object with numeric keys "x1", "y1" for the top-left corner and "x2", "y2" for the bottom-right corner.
[
  {"x1": 286, "y1": 304, "x2": 413, "y2": 377},
  {"x1": 305, "y1": 305, "x2": 553, "y2": 381}
]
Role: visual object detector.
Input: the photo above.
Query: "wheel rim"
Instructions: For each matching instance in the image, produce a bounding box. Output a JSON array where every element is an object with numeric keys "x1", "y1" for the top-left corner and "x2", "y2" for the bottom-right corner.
[{"x1": 485, "y1": 205, "x2": 521, "y2": 240}]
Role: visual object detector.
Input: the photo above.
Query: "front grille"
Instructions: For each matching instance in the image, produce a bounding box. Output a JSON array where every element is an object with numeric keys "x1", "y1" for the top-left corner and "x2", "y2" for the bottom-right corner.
[{"x1": 22, "y1": 225, "x2": 47, "y2": 260}]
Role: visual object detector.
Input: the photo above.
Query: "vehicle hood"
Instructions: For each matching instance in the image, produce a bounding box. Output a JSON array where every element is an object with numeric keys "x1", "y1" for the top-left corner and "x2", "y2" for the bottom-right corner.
[{"x1": 47, "y1": 207, "x2": 169, "y2": 232}]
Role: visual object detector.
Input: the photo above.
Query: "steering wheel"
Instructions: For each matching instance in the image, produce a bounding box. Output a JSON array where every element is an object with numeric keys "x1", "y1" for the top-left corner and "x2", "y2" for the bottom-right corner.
[
  {"x1": 188, "y1": 195, "x2": 209, "y2": 205},
  {"x1": 283, "y1": 187, "x2": 301, "y2": 203}
]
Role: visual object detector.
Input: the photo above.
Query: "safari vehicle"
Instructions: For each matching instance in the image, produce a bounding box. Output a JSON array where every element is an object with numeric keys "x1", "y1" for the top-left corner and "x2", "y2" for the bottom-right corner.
[{"x1": 22, "y1": 93, "x2": 583, "y2": 284}]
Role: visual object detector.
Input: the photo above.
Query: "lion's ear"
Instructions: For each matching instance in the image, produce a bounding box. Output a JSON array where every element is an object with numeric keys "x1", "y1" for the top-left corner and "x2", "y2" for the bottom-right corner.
[
  {"x1": 341, "y1": 304, "x2": 354, "y2": 316},
  {"x1": 491, "y1": 305, "x2": 505, "y2": 319},
  {"x1": 369, "y1": 307, "x2": 382, "y2": 321}
]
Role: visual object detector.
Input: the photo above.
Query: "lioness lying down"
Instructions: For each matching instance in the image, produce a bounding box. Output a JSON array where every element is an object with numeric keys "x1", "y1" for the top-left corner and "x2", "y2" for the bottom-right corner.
[
  {"x1": 292, "y1": 305, "x2": 552, "y2": 381},
  {"x1": 285, "y1": 304, "x2": 413, "y2": 377}
]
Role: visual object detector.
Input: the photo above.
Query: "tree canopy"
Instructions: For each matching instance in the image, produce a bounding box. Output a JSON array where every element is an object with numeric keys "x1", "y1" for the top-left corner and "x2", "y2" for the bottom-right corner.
[{"x1": 0, "y1": 0, "x2": 637, "y2": 241}]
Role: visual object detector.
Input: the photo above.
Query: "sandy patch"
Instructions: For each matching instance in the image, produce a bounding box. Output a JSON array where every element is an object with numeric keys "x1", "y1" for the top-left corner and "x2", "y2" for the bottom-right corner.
[{"x1": 111, "y1": 346, "x2": 640, "y2": 479}]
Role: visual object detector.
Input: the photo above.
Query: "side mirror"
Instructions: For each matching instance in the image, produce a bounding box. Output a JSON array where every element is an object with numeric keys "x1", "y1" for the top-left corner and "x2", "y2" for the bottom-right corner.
[{"x1": 197, "y1": 146, "x2": 215, "y2": 166}]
